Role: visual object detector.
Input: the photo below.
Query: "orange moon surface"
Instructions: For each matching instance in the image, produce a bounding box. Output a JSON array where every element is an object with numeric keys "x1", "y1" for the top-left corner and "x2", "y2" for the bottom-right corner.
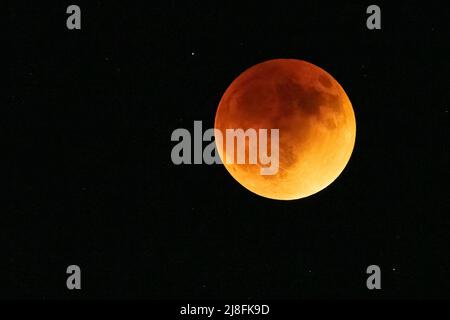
[{"x1": 214, "y1": 59, "x2": 356, "y2": 200}]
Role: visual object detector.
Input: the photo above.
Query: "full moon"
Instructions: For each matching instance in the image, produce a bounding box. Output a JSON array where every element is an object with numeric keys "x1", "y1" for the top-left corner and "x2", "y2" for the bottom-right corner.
[{"x1": 214, "y1": 59, "x2": 356, "y2": 200}]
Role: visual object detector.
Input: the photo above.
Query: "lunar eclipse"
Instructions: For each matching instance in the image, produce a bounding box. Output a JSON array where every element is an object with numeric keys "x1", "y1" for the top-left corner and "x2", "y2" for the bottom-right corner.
[{"x1": 215, "y1": 59, "x2": 356, "y2": 200}]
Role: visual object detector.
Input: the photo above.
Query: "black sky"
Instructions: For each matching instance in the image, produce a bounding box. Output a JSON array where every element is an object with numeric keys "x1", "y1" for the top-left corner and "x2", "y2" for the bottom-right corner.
[{"x1": 4, "y1": 1, "x2": 449, "y2": 299}]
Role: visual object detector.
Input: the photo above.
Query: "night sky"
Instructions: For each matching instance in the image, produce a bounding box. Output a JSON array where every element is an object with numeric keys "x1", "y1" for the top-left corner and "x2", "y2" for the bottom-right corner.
[{"x1": 4, "y1": 1, "x2": 449, "y2": 299}]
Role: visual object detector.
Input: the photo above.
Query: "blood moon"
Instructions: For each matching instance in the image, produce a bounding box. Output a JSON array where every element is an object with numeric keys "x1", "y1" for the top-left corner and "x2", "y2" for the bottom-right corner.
[{"x1": 214, "y1": 59, "x2": 356, "y2": 200}]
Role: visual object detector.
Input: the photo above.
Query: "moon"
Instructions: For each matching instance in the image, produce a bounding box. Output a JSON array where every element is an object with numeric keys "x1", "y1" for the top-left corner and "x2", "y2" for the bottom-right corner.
[{"x1": 214, "y1": 59, "x2": 356, "y2": 200}]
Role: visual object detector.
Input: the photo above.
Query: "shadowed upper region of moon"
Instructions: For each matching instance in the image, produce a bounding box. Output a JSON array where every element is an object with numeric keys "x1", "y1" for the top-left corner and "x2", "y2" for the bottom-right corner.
[{"x1": 215, "y1": 59, "x2": 356, "y2": 200}]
